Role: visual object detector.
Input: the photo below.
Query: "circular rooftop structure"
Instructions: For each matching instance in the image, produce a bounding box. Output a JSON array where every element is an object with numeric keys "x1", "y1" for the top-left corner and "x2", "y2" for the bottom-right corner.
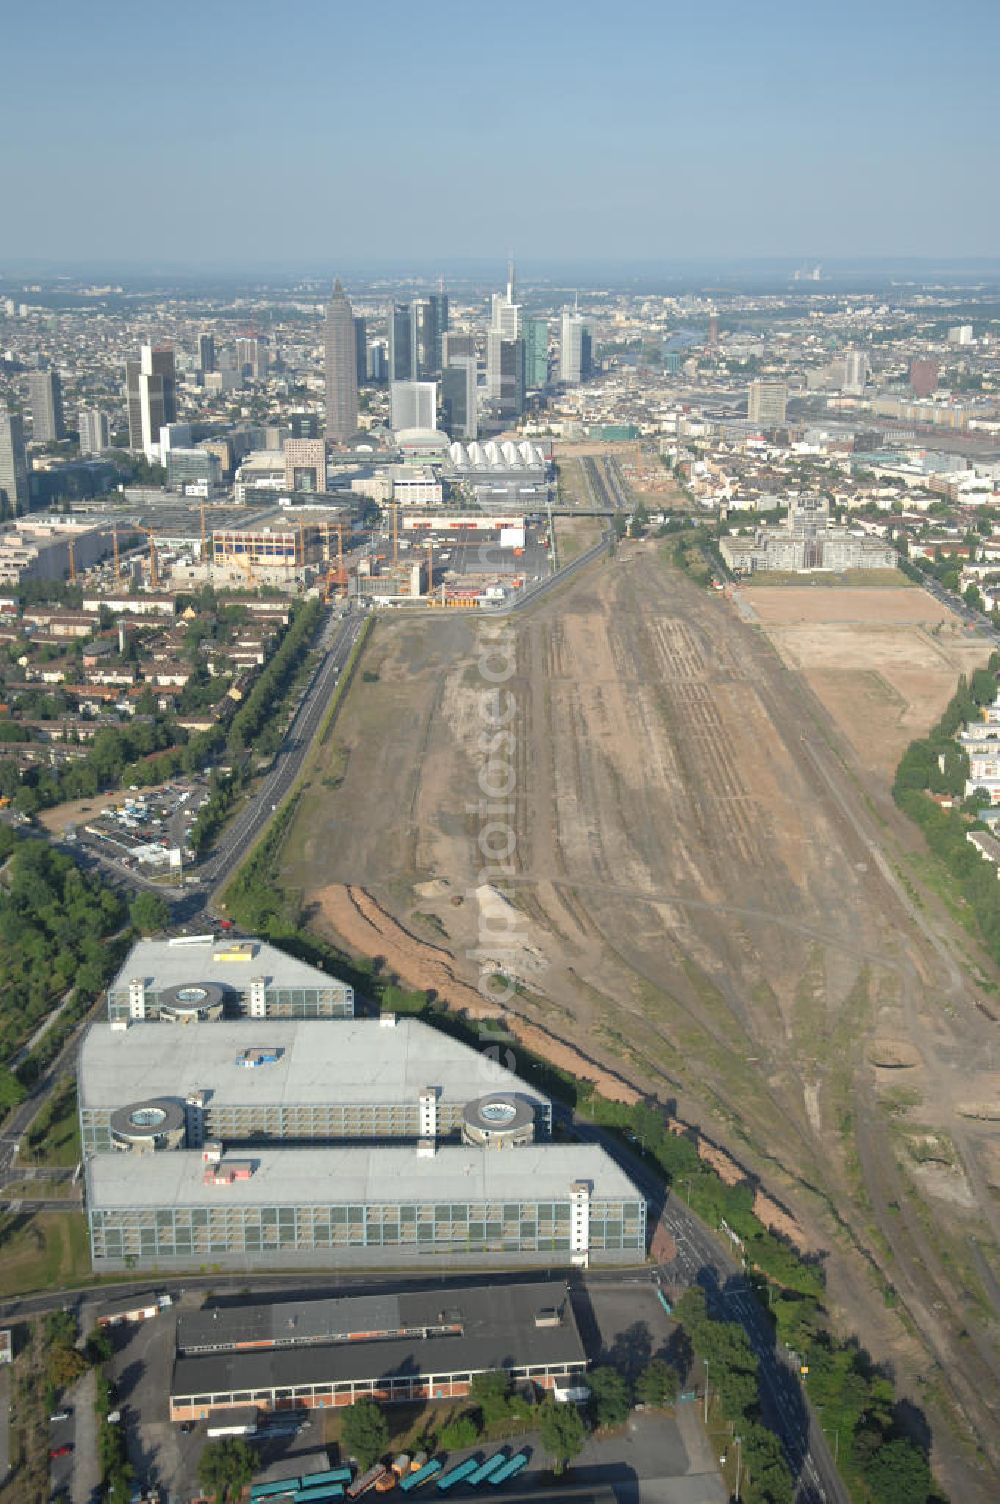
[
  {"x1": 462, "y1": 1093, "x2": 535, "y2": 1147},
  {"x1": 109, "y1": 1097, "x2": 186, "y2": 1153},
  {"x1": 157, "y1": 981, "x2": 227, "y2": 1021}
]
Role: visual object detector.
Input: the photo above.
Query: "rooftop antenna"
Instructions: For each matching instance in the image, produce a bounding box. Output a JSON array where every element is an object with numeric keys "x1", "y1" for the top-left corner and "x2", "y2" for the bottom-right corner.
[{"x1": 507, "y1": 256, "x2": 516, "y2": 304}]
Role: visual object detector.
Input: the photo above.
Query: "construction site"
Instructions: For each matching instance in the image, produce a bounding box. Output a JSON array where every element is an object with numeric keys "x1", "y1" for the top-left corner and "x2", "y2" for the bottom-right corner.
[{"x1": 275, "y1": 538, "x2": 1000, "y2": 1504}]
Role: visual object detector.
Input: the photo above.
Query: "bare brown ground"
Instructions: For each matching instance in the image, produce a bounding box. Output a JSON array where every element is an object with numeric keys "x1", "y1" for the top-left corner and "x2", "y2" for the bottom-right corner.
[
  {"x1": 741, "y1": 586, "x2": 990, "y2": 779},
  {"x1": 283, "y1": 549, "x2": 1000, "y2": 1499}
]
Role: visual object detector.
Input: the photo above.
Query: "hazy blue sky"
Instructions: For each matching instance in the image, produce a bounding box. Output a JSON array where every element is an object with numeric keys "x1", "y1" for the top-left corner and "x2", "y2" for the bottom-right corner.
[{"x1": 3, "y1": 0, "x2": 998, "y2": 267}]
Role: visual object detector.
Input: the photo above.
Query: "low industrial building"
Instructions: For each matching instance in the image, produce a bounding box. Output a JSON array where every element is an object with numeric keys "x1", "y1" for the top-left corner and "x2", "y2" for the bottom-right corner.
[
  {"x1": 85, "y1": 1143, "x2": 646, "y2": 1270},
  {"x1": 79, "y1": 1015, "x2": 551, "y2": 1153},
  {"x1": 169, "y1": 1280, "x2": 587, "y2": 1420},
  {"x1": 104, "y1": 935, "x2": 354, "y2": 1024}
]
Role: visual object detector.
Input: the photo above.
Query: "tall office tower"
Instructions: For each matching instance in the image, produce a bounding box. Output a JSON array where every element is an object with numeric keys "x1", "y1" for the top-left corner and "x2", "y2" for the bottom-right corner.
[
  {"x1": 441, "y1": 331, "x2": 475, "y2": 366},
  {"x1": 842, "y1": 350, "x2": 868, "y2": 395},
  {"x1": 284, "y1": 438, "x2": 327, "y2": 495},
  {"x1": 412, "y1": 290, "x2": 449, "y2": 375},
  {"x1": 235, "y1": 336, "x2": 269, "y2": 382},
  {"x1": 910, "y1": 358, "x2": 938, "y2": 398},
  {"x1": 354, "y1": 316, "x2": 368, "y2": 386},
  {"x1": 0, "y1": 408, "x2": 30, "y2": 515},
  {"x1": 28, "y1": 369, "x2": 65, "y2": 441},
  {"x1": 441, "y1": 358, "x2": 478, "y2": 441},
  {"x1": 747, "y1": 380, "x2": 788, "y2": 428},
  {"x1": 367, "y1": 342, "x2": 388, "y2": 384},
  {"x1": 494, "y1": 338, "x2": 525, "y2": 419},
  {"x1": 388, "y1": 302, "x2": 413, "y2": 382},
  {"x1": 78, "y1": 407, "x2": 110, "y2": 455},
  {"x1": 125, "y1": 345, "x2": 177, "y2": 457},
  {"x1": 198, "y1": 333, "x2": 216, "y2": 373},
  {"x1": 324, "y1": 279, "x2": 359, "y2": 443},
  {"x1": 524, "y1": 317, "x2": 549, "y2": 389},
  {"x1": 559, "y1": 308, "x2": 592, "y2": 385},
  {"x1": 707, "y1": 313, "x2": 720, "y2": 347},
  {"x1": 390, "y1": 380, "x2": 437, "y2": 432},
  {"x1": 487, "y1": 261, "x2": 521, "y2": 397}
]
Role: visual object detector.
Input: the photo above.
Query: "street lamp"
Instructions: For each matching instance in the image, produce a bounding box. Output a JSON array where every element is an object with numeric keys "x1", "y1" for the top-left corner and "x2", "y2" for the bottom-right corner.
[
  {"x1": 734, "y1": 1435, "x2": 742, "y2": 1502},
  {"x1": 703, "y1": 1360, "x2": 711, "y2": 1425}
]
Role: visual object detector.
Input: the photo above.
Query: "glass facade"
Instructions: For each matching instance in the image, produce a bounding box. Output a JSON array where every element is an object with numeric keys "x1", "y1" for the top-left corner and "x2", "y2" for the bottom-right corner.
[{"x1": 89, "y1": 1195, "x2": 645, "y2": 1263}]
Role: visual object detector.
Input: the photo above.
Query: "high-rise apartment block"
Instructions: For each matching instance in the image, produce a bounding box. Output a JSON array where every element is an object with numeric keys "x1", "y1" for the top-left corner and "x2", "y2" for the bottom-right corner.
[
  {"x1": 0, "y1": 409, "x2": 30, "y2": 515},
  {"x1": 910, "y1": 358, "x2": 939, "y2": 398},
  {"x1": 390, "y1": 381, "x2": 437, "y2": 433},
  {"x1": 284, "y1": 438, "x2": 327, "y2": 495},
  {"x1": 235, "y1": 336, "x2": 269, "y2": 383},
  {"x1": 324, "y1": 280, "x2": 359, "y2": 443},
  {"x1": 707, "y1": 313, "x2": 720, "y2": 347},
  {"x1": 198, "y1": 333, "x2": 216, "y2": 373},
  {"x1": 28, "y1": 369, "x2": 65, "y2": 442},
  {"x1": 747, "y1": 379, "x2": 788, "y2": 428},
  {"x1": 78, "y1": 408, "x2": 110, "y2": 455},
  {"x1": 559, "y1": 309, "x2": 592, "y2": 385}
]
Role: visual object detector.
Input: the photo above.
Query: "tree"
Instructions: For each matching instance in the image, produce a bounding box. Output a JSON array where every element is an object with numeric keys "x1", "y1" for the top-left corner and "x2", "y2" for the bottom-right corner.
[
  {"x1": 129, "y1": 891, "x2": 171, "y2": 935},
  {"x1": 538, "y1": 1398, "x2": 587, "y2": 1475},
  {"x1": 635, "y1": 1358, "x2": 678, "y2": 1408},
  {"x1": 438, "y1": 1414, "x2": 481, "y2": 1450},
  {"x1": 197, "y1": 1437, "x2": 256, "y2": 1503},
  {"x1": 863, "y1": 1438, "x2": 931, "y2": 1504},
  {"x1": 587, "y1": 1366, "x2": 631, "y2": 1428},
  {"x1": 47, "y1": 1343, "x2": 88, "y2": 1389},
  {"x1": 469, "y1": 1369, "x2": 513, "y2": 1427},
  {"x1": 341, "y1": 1397, "x2": 390, "y2": 1468}
]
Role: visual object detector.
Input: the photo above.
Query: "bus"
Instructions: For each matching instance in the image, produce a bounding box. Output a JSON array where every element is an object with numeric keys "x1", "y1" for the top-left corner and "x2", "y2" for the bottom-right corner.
[
  {"x1": 488, "y1": 1454, "x2": 529, "y2": 1487},
  {"x1": 398, "y1": 1461, "x2": 442, "y2": 1494},
  {"x1": 436, "y1": 1459, "x2": 480, "y2": 1493}
]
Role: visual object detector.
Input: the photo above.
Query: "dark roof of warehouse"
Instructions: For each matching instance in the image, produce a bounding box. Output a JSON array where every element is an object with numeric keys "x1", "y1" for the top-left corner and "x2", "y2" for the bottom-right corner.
[{"x1": 172, "y1": 1281, "x2": 584, "y2": 1398}]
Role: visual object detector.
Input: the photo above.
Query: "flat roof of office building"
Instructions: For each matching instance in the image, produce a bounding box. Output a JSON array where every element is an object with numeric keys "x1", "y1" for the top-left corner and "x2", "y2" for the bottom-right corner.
[
  {"x1": 106, "y1": 935, "x2": 344, "y2": 996},
  {"x1": 87, "y1": 1144, "x2": 642, "y2": 1210},
  {"x1": 172, "y1": 1280, "x2": 584, "y2": 1397},
  {"x1": 79, "y1": 1017, "x2": 545, "y2": 1112},
  {"x1": 178, "y1": 1279, "x2": 578, "y2": 1357}
]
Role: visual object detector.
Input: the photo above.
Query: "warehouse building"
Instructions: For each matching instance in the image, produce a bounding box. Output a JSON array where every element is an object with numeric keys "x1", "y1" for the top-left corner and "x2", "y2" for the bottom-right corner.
[
  {"x1": 85, "y1": 1143, "x2": 646, "y2": 1270},
  {"x1": 104, "y1": 935, "x2": 354, "y2": 1024},
  {"x1": 78, "y1": 1015, "x2": 551, "y2": 1153},
  {"x1": 169, "y1": 1280, "x2": 586, "y2": 1420}
]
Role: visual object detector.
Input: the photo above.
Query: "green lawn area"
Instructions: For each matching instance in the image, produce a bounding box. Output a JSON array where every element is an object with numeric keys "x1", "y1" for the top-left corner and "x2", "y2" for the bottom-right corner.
[
  {"x1": 22, "y1": 1079, "x2": 81, "y2": 1167},
  {"x1": 0, "y1": 1210, "x2": 92, "y2": 1298}
]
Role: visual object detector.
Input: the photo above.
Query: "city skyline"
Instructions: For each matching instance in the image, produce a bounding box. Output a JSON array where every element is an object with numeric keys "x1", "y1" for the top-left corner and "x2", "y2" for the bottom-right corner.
[{"x1": 2, "y1": 0, "x2": 998, "y2": 266}]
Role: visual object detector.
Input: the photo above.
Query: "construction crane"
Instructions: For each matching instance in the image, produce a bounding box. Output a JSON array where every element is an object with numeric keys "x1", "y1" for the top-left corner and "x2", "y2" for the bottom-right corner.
[
  {"x1": 67, "y1": 539, "x2": 76, "y2": 583},
  {"x1": 389, "y1": 501, "x2": 399, "y2": 567},
  {"x1": 424, "y1": 537, "x2": 434, "y2": 598},
  {"x1": 112, "y1": 527, "x2": 120, "y2": 577},
  {"x1": 200, "y1": 503, "x2": 208, "y2": 561}
]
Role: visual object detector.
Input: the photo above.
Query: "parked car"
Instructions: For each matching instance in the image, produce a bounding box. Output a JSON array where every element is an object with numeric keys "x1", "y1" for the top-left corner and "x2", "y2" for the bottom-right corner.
[
  {"x1": 49, "y1": 1409, "x2": 72, "y2": 1422},
  {"x1": 50, "y1": 1443, "x2": 73, "y2": 1458}
]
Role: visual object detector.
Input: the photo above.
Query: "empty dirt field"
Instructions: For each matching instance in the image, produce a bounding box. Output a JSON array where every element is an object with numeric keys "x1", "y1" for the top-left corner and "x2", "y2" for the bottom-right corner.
[
  {"x1": 741, "y1": 584, "x2": 990, "y2": 780},
  {"x1": 280, "y1": 547, "x2": 1000, "y2": 1499}
]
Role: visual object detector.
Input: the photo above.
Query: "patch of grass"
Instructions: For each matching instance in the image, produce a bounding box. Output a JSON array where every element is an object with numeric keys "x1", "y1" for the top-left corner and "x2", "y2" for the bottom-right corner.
[
  {"x1": 0, "y1": 1211, "x2": 92, "y2": 1298},
  {"x1": 22, "y1": 1078, "x2": 80, "y2": 1166}
]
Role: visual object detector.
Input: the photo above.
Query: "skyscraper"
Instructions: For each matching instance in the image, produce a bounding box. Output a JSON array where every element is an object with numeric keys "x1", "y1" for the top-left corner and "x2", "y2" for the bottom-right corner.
[
  {"x1": 524, "y1": 317, "x2": 549, "y2": 389},
  {"x1": 910, "y1": 358, "x2": 938, "y2": 398},
  {"x1": 79, "y1": 407, "x2": 110, "y2": 455},
  {"x1": 441, "y1": 359, "x2": 478, "y2": 441},
  {"x1": 354, "y1": 316, "x2": 368, "y2": 386},
  {"x1": 390, "y1": 381, "x2": 437, "y2": 432},
  {"x1": 235, "y1": 336, "x2": 269, "y2": 383},
  {"x1": 198, "y1": 333, "x2": 216, "y2": 373},
  {"x1": 559, "y1": 309, "x2": 592, "y2": 385},
  {"x1": 125, "y1": 345, "x2": 177, "y2": 458},
  {"x1": 747, "y1": 380, "x2": 788, "y2": 428},
  {"x1": 0, "y1": 408, "x2": 30, "y2": 515},
  {"x1": 28, "y1": 369, "x2": 65, "y2": 442},
  {"x1": 324, "y1": 280, "x2": 359, "y2": 443},
  {"x1": 388, "y1": 303, "x2": 413, "y2": 382},
  {"x1": 488, "y1": 262, "x2": 521, "y2": 397},
  {"x1": 707, "y1": 313, "x2": 720, "y2": 347}
]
